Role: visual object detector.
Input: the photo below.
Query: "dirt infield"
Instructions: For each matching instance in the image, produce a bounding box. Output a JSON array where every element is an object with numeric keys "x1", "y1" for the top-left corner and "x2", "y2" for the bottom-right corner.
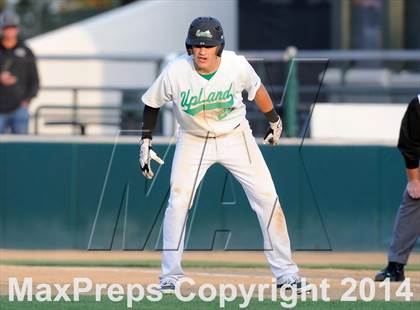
[{"x1": 1, "y1": 250, "x2": 419, "y2": 301}]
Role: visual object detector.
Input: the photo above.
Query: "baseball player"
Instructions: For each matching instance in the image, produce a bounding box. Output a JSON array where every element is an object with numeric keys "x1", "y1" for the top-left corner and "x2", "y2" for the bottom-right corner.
[
  {"x1": 375, "y1": 94, "x2": 420, "y2": 282},
  {"x1": 139, "y1": 16, "x2": 309, "y2": 294}
]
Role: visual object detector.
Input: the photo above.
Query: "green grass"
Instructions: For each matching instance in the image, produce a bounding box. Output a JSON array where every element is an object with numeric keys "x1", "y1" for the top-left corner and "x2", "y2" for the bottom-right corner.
[
  {"x1": 1, "y1": 259, "x2": 420, "y2": 271},
  {"x1": 0, "y1": 296, "x2": 419, "y2": 310}
]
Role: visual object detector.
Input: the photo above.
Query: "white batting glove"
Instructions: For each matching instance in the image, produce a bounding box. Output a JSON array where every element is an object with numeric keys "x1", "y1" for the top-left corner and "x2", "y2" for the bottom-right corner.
[
  {"x1": 139, "y1": 138, "x2": 164, "y2": 179},
  {"x1": 407, "y1": 179, "x2": 420, "y2": 199},
  {"x1": 263, "y1": 118, "x2": 283, "y2": 146}
]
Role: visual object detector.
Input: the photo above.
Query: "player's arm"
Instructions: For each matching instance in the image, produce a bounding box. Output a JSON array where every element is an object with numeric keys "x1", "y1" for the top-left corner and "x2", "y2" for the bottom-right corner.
[
  {"x1": 22, "y1": 48, "x2": 40, "y2": 105},
  {"x1": 142, "y1": 105, "x2": 160, "y2": 140},
  {"x1": 254, "y1": 84, "x2": 282, "y2": 145},
  {"x1": 139, "y1": 105, "x2": 165, "y2": 179},
  {"x1": 239, "y1": 55, "x2": 282, "y2": 144},
  {"x1": 398, "y1": 95, "x2": 420, "y2": 199},
  {"x1": 406, "y1": 167, "x2": 420, "y2": 185},
  {"x1": 405, "y1": 167, "x2": 420, "y2": 199},
  {"x1": 138, "y1": 65, "x2": 173, "y2": 179}
]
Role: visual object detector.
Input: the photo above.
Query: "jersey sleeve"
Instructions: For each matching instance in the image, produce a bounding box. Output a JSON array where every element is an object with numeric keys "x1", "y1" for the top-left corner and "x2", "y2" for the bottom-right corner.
[
  {"x1": 141, "y1": 67, "x2": 173, "y2": 108},
  {"x1": 397, "y1": 95, "x2": 420, "y2": 168},
  {"x1": 238, "y1": 55, "x2": 261, "y2": 101}
]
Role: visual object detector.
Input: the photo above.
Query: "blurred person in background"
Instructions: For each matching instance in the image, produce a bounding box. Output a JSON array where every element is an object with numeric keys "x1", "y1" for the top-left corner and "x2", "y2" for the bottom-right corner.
[
  {"x1": 0, "y1": 10, "x2": 39, "y2": 134},
  {"x1": 375, "y1": 94, "x2": 420, "y2": 282}
]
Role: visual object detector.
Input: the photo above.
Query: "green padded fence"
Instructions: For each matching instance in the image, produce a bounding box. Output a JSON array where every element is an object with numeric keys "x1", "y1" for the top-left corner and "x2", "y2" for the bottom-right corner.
[{"x1": 0, "y1": 138, "x2": 414, "y2": 251}]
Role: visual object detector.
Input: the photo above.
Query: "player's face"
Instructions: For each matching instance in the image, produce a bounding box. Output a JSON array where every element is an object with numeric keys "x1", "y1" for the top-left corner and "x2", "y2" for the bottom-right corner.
[
  {"x1": 2, "y1": 26, "x2": 19, "y2": 40},
  {"x1": 191, "y1": 46, "x2": 220, "y2": 74}
]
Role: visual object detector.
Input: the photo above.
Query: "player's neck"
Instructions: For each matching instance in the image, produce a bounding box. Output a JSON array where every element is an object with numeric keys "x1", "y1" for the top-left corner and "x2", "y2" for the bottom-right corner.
[{"x1": 195, "y1": 57, "x2": 221, "y2": 75}]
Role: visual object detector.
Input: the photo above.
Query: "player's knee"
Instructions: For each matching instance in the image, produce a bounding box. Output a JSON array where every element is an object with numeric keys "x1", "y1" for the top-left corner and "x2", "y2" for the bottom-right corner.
[
  {"x1": 168, "y1": 187, "x2": 194, "y2": 210},
  {"x1": 252, "y1": 193, "x2": 279, "y2": 210}
]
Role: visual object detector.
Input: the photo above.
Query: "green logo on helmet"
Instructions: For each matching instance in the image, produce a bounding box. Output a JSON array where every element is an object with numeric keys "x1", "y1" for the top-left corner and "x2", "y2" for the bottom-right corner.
[{"x1": 195, "y1": 29, "x2": 213, "y2": 39}]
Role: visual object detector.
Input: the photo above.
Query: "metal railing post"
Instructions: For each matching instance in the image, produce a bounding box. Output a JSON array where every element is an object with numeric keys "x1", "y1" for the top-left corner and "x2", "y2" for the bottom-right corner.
[
  {"x1": 284, "y1": 47, "x2": 299, "y2": 138},
  {"x1": 72, "y1": 88, "x2": 79, "y2": 135}
]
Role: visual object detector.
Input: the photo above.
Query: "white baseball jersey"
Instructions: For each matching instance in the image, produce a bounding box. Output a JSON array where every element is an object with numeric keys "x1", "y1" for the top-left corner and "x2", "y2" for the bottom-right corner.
[{"x1": 142, "y1": 50, "x2": 261, "y2": 137}]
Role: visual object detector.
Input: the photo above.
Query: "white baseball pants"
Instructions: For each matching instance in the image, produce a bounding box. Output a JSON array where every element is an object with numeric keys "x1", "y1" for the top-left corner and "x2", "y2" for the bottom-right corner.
[{"x1": 160, "y1": 123, "x2": 298, "y2": 281}]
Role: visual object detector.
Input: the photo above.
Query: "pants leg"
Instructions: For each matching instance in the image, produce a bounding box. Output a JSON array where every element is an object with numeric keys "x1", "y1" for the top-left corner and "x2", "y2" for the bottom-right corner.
[
  {"x1": 160, "y1": 133, "x2": 216, "y2": 280},
  {"x1": 217, "y1": 126, "x2": 298, "y2": 279},
  {"x1": 0, "y1": 113, "x2": 8, "y2": 134},
  {"x1": 388, "y1": 190, "x2": 420, "y2": 264},
  {"x1": 10, "y1": 106, "x2": 29, "y2": 134}
]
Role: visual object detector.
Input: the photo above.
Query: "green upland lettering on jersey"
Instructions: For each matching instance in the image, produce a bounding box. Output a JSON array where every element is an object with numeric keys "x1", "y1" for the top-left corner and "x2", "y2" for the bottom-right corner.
[{"x1": 180, "y1": 83, "x2": 234, "y2": 120}]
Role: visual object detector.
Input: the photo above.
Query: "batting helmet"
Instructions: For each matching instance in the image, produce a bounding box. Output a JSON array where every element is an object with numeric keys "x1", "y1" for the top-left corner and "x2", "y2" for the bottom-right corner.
[
  {"x1": 0, "y1": 11, "x2": 20, "y2": 28},
  {"x1": 185, "y1": 16, "x2": 224, "y2": 56}
]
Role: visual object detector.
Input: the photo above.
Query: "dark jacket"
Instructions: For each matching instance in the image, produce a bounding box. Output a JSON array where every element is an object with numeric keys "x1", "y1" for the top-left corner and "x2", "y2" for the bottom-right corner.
[
  {"x1": 0, "y1": 38, "x2": 39, "y2": 113},
  {"x1": 398, "y1": 95, "x2": 420, "y2": 169}
]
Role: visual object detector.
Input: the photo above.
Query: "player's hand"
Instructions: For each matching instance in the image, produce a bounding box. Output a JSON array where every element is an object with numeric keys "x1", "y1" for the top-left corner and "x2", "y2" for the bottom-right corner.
[
  {"x1": 139, "y1": 138, "x2": 164, "y2": 179},
  {"x1": 0, "y1": 71, "x2": 17, "y2": 86},
  {"x1": 407, "y1": 179, "x2": 420, "y2": 199},
  {"x1": 263, "y1": 118, "x2": 282, "y2": 146}
]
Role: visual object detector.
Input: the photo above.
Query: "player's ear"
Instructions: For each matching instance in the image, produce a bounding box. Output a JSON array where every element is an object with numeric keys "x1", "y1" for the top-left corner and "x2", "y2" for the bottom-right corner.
[
  {"x1": 186, "y1": 44, "x2": 192, "y2": 55},
  {"x1": 216, "y1": 44, "x2": 224, "y2": 57}
]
